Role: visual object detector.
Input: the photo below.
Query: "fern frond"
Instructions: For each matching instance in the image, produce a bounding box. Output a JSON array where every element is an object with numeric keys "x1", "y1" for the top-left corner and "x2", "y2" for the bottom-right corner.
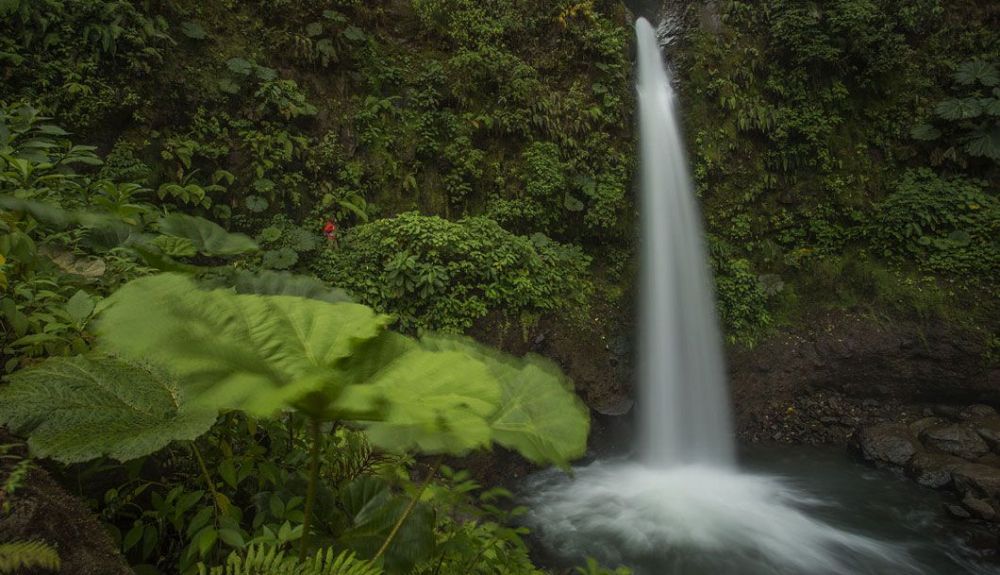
[
  {"x1": 0, "y1": 540, "x2": 61, "y2": 574},
  {"x1": 303, "y1": 547, "x2": 382, "y2": 575},
  {"x1": 199, "y1": 545, "x2": 381, "y2": 575}
]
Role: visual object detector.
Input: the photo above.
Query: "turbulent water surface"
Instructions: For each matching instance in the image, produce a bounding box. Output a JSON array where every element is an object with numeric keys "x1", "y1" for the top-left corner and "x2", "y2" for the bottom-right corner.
[{"x1": 526, "y1": 447, "x2": 1000, "y2": 574}]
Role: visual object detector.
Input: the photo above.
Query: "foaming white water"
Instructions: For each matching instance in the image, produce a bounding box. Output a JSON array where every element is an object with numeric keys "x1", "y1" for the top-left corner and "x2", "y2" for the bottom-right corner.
[
  {"x1": 527, "y1": 463, "x2": 918, "y2": 574},
  {"x1": 635, "y1": 15, "x2": 732, "y2": 468}
]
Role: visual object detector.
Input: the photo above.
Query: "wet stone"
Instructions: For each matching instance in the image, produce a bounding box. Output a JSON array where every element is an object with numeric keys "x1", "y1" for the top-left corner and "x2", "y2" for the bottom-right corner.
[
  {"x1": 857, "y1": 424, "x2": 918, "y2": 467},
  {"x1": 906, "y1": 451, "x2": 966, "y2": 489},
  {"x1": 962, "y1": 494, "x2": 997, "y2": 522},
  {"x1": 959, "y1": 404, "x2": 998, "y2": 421},
  {"x1": 973, "y1": 419, "x2": 1000, "y2": 453},
  {"x1": 953, "y1": 464, "x2": 1000, "y2": 501},
  {"x1": 920, "y1": 424, "x2": 990, "y2": 460},
  {"x1": 947, "y1": 504, "x2": 972, "y2": 519},
  {"x1": 909, "y1": 417, "x2": 945, "y2": 436}
]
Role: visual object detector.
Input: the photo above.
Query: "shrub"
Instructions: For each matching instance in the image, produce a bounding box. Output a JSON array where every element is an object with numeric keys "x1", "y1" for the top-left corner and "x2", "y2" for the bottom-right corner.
[{"x1": 311, "y1": 212, "x2": 592, "y2": 332}]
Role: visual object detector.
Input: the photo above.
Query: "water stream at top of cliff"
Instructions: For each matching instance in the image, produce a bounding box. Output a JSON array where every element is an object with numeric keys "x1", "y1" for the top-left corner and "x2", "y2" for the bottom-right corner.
[{"x1": 523, "y1": 17, "x2": 999, "y2": 575}]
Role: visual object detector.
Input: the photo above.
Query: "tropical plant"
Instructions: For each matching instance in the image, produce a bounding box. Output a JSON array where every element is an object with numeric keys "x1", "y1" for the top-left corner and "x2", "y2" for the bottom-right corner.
[
  {"x1": 871, "y1": 169, "x2": 998, "y2": 281},
  {"x1": 0, "y1": 356, "x2": 217, "y2": 463},
  {"x1": 199, "y1": 546, "x2": 379, "y2": 575},
  {"x1": 911, "y1": 59, "x2": 1000, "y2": 163},
  {"x1": 0, "y1": 540, "x2": 60, "y2": 574},
  {"x1": 312, "y1": 212, "x2": 592, "y2": 332},
  {"x1": 0, "y1": 272, "x2": 589, "y2": 566}
]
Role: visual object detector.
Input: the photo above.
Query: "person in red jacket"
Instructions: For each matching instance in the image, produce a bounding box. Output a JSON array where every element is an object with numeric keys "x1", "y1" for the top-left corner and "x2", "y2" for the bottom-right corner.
[{"x1": 323, "y1": 218, "x2": 338, "y2": 247}]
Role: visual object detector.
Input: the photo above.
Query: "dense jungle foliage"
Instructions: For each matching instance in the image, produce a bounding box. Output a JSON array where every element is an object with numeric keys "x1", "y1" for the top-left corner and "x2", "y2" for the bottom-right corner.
[{"x1": 0, "y1": 0, "x2": 997, "y2": 573}]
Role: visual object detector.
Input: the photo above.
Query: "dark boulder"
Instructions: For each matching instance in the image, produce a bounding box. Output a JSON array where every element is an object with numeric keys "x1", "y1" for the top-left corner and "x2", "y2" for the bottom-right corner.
[
  {"x1": 953, "y1": 463, "x2": 1000, "y2": 501},
  {"x1": 856, "y1": 424, "x2": 918, "y2": 466},
  {"x1": 974, "y1": 419, "x2": 1000, "y2": 453},
  {"x1": 962, "y1": 493, "x2": 998, "y2": 522},
  {"x1": 921, "y1": 424, "x2": 991, "y2": 459},
  {"x1": 906, "y1": 451, "x2": 966, "y2": 489},
  {"x1": 960, "y1": 404, "x2": 999, "y2": 421},
  {"x1": 909, "y1": 416, "x2": 946, "y2": 436}
]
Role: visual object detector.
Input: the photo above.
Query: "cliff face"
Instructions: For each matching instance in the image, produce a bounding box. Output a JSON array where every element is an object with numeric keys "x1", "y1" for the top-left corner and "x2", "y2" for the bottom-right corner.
[{"x1": 729, "y1": 312, "x2": 998, "y2": 445}]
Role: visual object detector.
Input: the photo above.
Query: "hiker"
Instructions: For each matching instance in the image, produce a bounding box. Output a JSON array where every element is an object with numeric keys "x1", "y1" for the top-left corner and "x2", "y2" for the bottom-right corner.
[{"x1": 323, "y1": 218, "x2": 339, "y2": 247}]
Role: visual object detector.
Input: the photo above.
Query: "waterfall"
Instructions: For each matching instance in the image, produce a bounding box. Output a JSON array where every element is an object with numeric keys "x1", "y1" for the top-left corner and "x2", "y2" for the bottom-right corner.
[
  {"x1": 635, "y1": 17, "x2": 734, "y2": 467},
  {"x1": 524, "y1": 18, "x2": 917, "y2": 575}
]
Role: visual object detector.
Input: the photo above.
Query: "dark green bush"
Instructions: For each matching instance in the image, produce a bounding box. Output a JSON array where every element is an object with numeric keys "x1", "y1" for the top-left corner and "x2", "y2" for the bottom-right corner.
[{"x1": 312, "y1": 212, "x2": 592, "y2": 332}]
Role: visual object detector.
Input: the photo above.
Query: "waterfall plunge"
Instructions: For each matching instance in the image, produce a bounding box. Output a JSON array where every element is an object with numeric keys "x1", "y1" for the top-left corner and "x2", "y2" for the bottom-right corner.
[
  {"x1": 635, "y1": 17, "x2": 733, "y2": 468},
  {"x1": 524, "y1": 18, "x2": 918, "y2": 575}
]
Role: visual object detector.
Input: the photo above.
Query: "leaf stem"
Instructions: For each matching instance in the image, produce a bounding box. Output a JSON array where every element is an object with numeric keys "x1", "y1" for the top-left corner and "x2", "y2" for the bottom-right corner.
[
  {"x1": 191, "y1": 442, "x2": 220, "y2": 523},
  {"x1": 374, "y1": 455, "x2": 443, "y2": 562},
  {"x1": 299, "y1": 417, "x2": 322, "y2": 562}
]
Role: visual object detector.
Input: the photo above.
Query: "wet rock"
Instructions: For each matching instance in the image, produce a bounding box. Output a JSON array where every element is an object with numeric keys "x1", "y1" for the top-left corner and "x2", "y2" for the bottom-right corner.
[
  {"x1": 953, "y1": 464, "x2": 1000, "y2": 500},
  {"x1": 857, "y1": 424, "x2": 918, "y2": 466},
  {"x1": 973, "y1": 418, "x2": 1000, "y2": 452},
  {"x1": 909, "y1": 416, "x2": 945, "y2": 436},
  {"x1": 962, "y1": 493, "x2": 997, "y2": 522},
  {"x1": 947, "y1": 504, "x2": 972, "y2": 519},
  {"x1": 906, "y1": 451, "x2": 966, "y2": 489},
  {"x1": 920, "y1": 424, "x2": 990, "y2": 459},
  {"x1": 959, "y1": 404, "x2": 998, "y2": 421},
  {"x1": 594, "y1": 396, "x2": 634, "y2": 417}
]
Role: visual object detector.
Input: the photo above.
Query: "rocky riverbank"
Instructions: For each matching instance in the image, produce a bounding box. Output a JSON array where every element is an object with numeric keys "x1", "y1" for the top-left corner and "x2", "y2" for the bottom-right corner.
[{"x1": 857, "y1": 405, "x2": 1000, "y2": 524}]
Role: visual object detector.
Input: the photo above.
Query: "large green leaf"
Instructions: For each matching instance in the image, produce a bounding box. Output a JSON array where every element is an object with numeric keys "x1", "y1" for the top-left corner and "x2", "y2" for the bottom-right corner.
[
  {"x1": 935, "y1": 98, "x2": 983, "y2": 120},
  {"x1": 421, "y1": 336, "x2": 590, "y2": 468},
  {"x1": 965, "y1": 124, "x2": 1000, "y2": 160},
  {"x1": 0, "y1": 356, "x2": 217, "y2": 463},
  {"x1": 955, "y1": 60, "x2": 999, "y2": 87},
  {"x1": 157, "y1": 213, "x2": 259, "y2": 256},
  {"x1": 224, "y1": 269, "x2": 353, "y2": 303},
  {"x1": 96, "y1": 274, "x2": 391, "y2": 418},
  {"x1": 337, "y1": 335, "x2": 500, "y2": 454}
]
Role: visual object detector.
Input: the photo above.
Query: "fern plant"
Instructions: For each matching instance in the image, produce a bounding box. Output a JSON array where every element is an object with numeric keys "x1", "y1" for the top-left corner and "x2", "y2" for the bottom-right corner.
[
  {"x1": 0, "y1": 540, "x2": 60, "y2": 574},
  {"x1": 199, "y1": 546, "x2": 379, "y2": 575}
]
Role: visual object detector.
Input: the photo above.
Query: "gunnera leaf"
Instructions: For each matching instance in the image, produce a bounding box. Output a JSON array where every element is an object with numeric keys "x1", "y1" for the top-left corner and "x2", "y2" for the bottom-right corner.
[
  {"x1": 157, "y1": 213, "x2": 258, "y2": 256},
  {"x1": 0, "y1": 356, "x2": 218, "y2": 463},
  {"x1": 226, "y1": 269, "x2": 352, "y2": 303},
  {"x1": 180, "y1": 21, "x2": 207, "y2": 40},
  {"x1": 335, "y1": 332, "x2": 501, "y2": 454},
  {"x1": 419, "y1": 335, "x2": 590, "y2": 468},
  {"x1": 262, "y1": 247, "x2": 299, "y2": 270},
  {"x1": 95, "y1": 274, "x2": 391, "y2": 419}
]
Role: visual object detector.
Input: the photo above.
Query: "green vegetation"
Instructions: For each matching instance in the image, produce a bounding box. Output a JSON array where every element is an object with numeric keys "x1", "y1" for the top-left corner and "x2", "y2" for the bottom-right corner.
[
  {"x1": 313, "y1": 212, "x2": 592, "y2": 332},
  {"x1": 0, "y1": 540, "x2": 61, "y2": 574},
  {"x1": 682, "y1": 0, "x2": 998, "y2": 336},
  {"x1": 0, "y1": 0, "x2": 997, "y2": 572}
]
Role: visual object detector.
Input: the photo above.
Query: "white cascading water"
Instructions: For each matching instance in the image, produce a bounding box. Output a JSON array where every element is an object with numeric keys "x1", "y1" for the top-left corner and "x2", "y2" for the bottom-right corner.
[
  {"x1": 525, "y1": 18, "x2": 920, "y2": 574},
  {"x1": 635, "y1": 14, "x2": 733, "y2": 468}
]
